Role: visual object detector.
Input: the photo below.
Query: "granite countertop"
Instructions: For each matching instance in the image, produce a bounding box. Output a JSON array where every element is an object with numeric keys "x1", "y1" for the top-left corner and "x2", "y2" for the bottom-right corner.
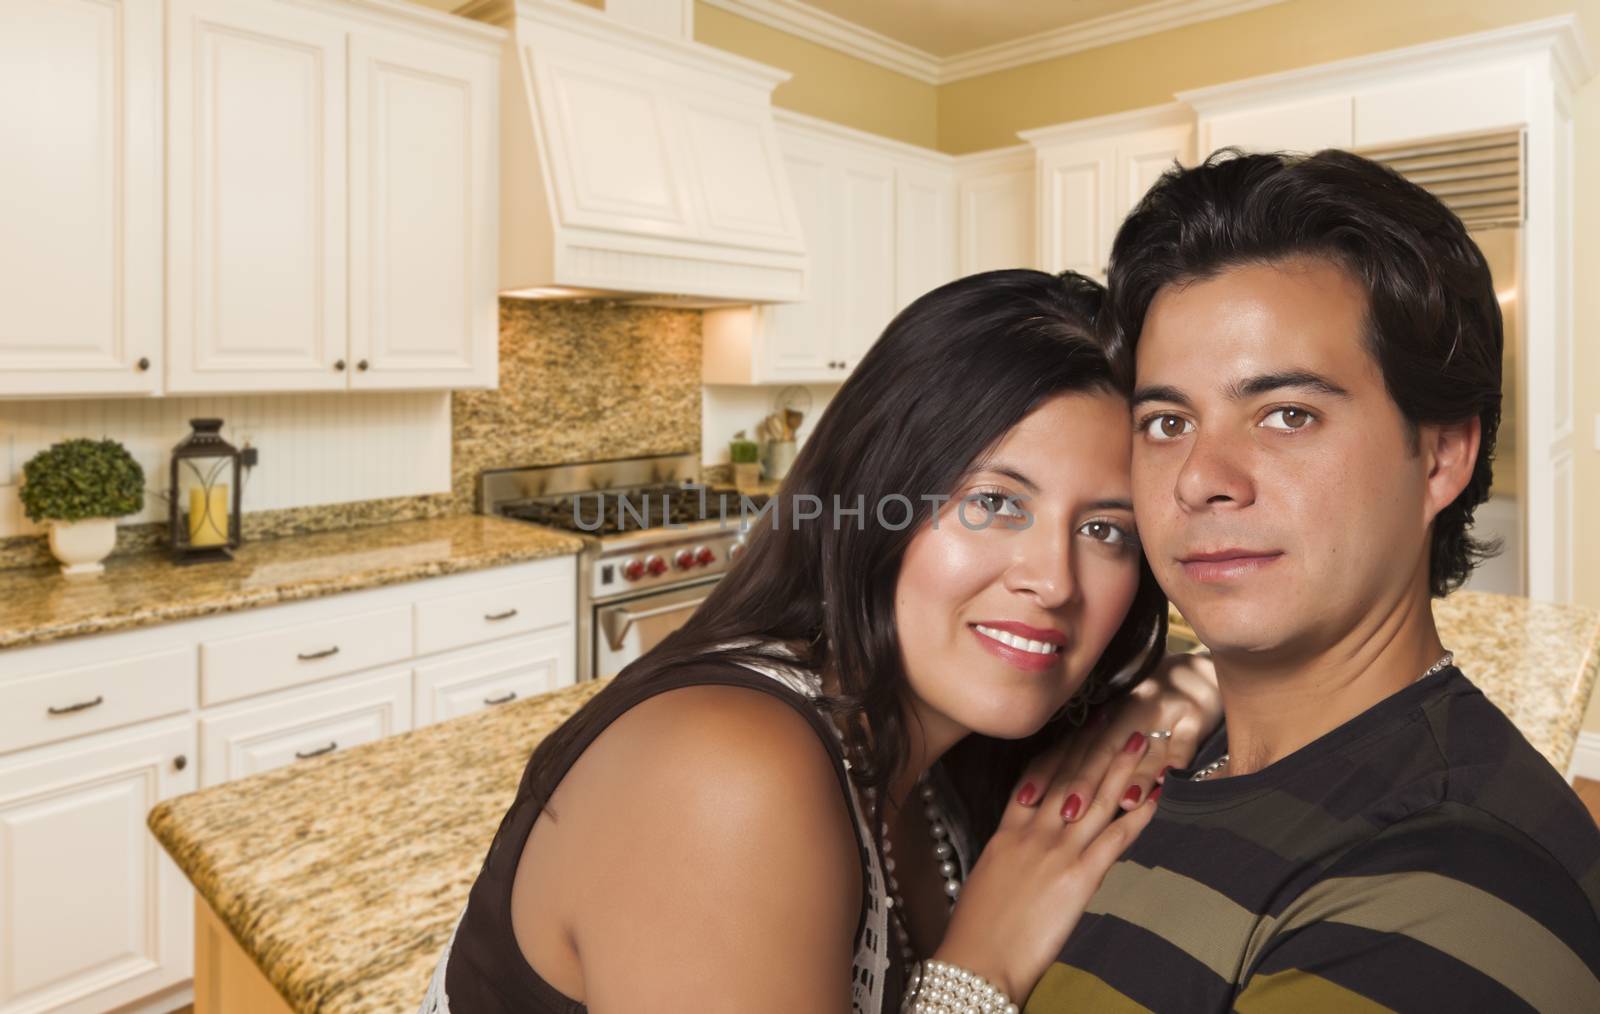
[
  {"x1": 1168, "y1": 589, "x2": 1600, "y2": 772},
  {"x1": 0, "y1": 515, "x2": 584, "y2": 651},
  {"x1": 146, "y1": 590, "x2": 1599, "y2": 1014},
  {"x1": 150, "y1": 677, "x2": 608, "y2": 1014}
]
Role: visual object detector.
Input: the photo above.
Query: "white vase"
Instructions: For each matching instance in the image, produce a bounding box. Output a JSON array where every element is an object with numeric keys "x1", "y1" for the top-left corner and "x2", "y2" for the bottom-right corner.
[{"x1": 47, "y1": 517, "x2": 118, "y2": 576}]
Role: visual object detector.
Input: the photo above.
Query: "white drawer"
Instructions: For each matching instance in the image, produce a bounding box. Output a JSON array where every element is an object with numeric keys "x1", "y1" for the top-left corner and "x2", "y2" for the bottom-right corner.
[
  {"x1": 198, "y1": 668, "x2": 412, "y2": 787},
  {"x1": 413, "y1": 628, "x2": 576, "y2": 727},
  {"x1": 413, "y1": 571, "x2": 574, "y2": 657},
  {"x1": 0, "y1": 646, "x2": 194, "y2": 755},
  {"x1": 199, "y1": 605, "x2": 413, "y2": 706}
]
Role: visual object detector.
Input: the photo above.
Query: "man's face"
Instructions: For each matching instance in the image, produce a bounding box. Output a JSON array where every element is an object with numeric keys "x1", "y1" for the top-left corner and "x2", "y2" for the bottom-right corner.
[{"x1": 1130, "y1": 256, "x2": 1433, "y2": 658}]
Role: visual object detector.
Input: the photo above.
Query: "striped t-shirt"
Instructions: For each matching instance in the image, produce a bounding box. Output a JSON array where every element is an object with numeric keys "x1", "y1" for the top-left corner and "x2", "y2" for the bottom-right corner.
[{"x1": 1028, "y1": 667, "x2": 1600, "y2": 1013}]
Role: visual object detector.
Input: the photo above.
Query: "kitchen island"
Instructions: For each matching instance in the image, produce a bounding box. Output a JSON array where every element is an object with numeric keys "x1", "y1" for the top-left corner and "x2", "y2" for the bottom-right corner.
[{"x1": 148, "y1": 590, "x2": 1599, "y2": 1013}]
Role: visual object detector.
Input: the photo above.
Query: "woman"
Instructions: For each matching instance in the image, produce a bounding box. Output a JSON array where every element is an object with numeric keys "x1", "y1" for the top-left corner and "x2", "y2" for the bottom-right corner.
[{"x1": 421, "y1": 270, "x2": 1219, "y2": 1013}]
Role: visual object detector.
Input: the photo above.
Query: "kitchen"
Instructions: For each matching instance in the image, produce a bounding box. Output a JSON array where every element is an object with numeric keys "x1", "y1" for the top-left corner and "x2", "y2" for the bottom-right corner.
[{"x1": 2, "y1": 0, "x2": 1599, "y2": 1011}]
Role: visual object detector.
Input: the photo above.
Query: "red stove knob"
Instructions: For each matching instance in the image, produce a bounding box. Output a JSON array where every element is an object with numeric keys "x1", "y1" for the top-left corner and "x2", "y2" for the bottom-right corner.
[
  {"x1": 645, "y1": 554, "x2": 668, "y2": 576},
  {"x1": 621, "y1": 558, "x2": 645, "y2": 582},
  {"x1": 694, "y1": 545, "x2": 715, "y2": 566},
  {"x1": 673, "y1": 549, "x2": 695, "y2": 570}
]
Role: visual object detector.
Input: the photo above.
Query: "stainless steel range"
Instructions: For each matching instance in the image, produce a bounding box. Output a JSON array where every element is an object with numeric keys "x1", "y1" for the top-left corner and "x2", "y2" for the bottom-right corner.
[{"x1": 481, "y1": 453, "x2": 771, "y2": 681}]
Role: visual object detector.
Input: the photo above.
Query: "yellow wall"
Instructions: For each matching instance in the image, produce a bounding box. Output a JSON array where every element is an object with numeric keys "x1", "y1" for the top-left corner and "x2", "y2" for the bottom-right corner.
[{"x1": 693, "y1": 2, "x2": 938, "y2": 148}]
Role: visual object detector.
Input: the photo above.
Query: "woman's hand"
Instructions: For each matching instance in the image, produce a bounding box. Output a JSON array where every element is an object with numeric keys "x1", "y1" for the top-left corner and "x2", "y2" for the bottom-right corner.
[
  {"x1": 930, "y1": 732, "x2": 1158, "y2": 1002},
  {"x1": 1018, "y1": 652, "x2": 1219, "y2": 820}
]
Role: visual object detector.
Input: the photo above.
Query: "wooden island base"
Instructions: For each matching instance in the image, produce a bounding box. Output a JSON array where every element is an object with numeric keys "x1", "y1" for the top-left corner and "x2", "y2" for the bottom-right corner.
[{"x1": 194, "y1": 895, "x2": 295, "y2": 1014}]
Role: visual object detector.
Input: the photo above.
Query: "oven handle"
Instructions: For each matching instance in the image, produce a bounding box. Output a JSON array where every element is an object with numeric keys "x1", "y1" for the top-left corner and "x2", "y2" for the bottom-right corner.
[{"x1": 600, "y1": 588, "x2": 714, "y2": 652}]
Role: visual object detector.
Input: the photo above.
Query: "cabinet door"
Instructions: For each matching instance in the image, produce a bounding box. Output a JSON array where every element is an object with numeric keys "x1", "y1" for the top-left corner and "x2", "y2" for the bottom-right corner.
[
  {"x1": 0, "y1": 720, "x2": 195, "y2": 1012},
  {"x1": 0, "y1": 0, "x2": 161, "y2": 397},
  {"x1": 758, "y1": 135, "x2": 838, "y2": 382},
  {"x1": 167, "y1": 0, "x2": 348, "y2": 393},
  {"x1": 1038, "y1": 141, "x2": 1115, "y2": 281},
  {"x1": 349, "y1": 31, "x2": 498, "y2": 390},
  {"x1": 1111, "y1": 123, "x2": 1196, "y2": 250},
  {"x1": 835, "y1": 150, "x2": 896, "y2": 371},
  {"x1": 895, "y1": 163, "x2": 957, "y2": 313},
  {"x1": 958, "y1": 164, "x2": 1035, "y2": 275},
  {"x1": 198, "y1": 668, "x2": 411, "y2": 787},
  {"x1": 413, "y1": 629, "x2": 575, "y2": 727}
]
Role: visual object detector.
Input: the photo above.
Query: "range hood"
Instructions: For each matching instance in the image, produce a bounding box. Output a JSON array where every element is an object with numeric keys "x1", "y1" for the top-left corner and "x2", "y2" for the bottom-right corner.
[{"x1": 459, "y1": 0, "x2": 808, "y2": 305}]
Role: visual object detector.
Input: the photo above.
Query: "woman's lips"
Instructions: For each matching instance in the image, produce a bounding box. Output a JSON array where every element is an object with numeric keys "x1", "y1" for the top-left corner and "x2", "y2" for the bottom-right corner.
[
  {"x1": 969, "y1": 622, "x2": 1066, "y2": 672},
  {"x1": 1179, "y1": 550, "x2": 1284, "y2": 583}
]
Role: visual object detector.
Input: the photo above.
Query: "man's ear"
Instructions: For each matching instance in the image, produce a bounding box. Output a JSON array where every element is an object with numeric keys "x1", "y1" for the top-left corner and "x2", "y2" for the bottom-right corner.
[{"x1": 1420, "y1": 416, "x2": 1481, "y2": 525}]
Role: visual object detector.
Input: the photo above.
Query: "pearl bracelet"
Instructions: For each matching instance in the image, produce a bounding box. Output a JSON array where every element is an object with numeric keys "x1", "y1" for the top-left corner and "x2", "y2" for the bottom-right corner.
[{"x1": 902, "y1": 959, "x2": 1020, "y2": 1014}]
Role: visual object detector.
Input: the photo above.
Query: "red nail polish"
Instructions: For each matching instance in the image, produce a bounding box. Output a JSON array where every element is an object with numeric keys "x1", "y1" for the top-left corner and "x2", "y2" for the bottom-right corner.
[
  {"x1": 1150, "y1": 786, "x2": 1163, "y2": 802},
  {"x1": 1060, "y1": 793, "x2": 1082, "y2": 821},
  {"x1": 1017, "y1": 782, "x2": 1037, "y2": 806},
  {"x1": 1124, "y1": 731, "x2": 1146, "y2": 754},
  {"x1": 1122, "y1": 785, "x2": 1143, "y2": 806}
]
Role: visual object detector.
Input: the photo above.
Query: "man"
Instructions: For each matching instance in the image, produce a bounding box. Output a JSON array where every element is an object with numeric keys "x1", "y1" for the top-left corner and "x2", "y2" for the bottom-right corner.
[{"x1": 1027, "y1": 150, "x2": 1600, "y2": 1012}]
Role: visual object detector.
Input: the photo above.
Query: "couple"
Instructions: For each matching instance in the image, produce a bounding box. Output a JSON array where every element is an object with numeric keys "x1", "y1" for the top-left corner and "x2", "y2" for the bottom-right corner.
[{"x1": 423, "y1": 149, "x2": 1600, "y2": 1013}]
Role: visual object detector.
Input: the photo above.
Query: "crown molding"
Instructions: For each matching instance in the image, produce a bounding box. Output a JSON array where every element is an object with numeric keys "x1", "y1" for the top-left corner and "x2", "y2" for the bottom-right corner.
[
  {"x1": 701, "y1": 0, "x2": 941, "y2": 82},
  {"x1": 702, "y1": 0, "x2": 1288, "y2": 85}
]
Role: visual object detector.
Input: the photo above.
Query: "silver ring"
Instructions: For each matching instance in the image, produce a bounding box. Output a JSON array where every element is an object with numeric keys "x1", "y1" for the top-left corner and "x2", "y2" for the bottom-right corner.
[{"x1": 1147, "y1": 729, "x2": 1173, "y2": 740}]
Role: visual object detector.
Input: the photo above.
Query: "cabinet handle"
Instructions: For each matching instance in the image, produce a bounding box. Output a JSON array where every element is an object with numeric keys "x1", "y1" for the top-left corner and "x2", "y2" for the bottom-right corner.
[
  {"x1": 334, "y1": 359, "x2": 346, "y2": 371},
  {"x1": 136, "y1": 357, "x2": 150, "y2": 372},
  {"x1": 484, "y1": 608, "x2": 518, "y2": 621},
  {"x1": 357, "y1": 359, "x2": 369, "y2": 371},
  {"x1": 484, "y1": 691, "x2": 518, "y2": 705},
  {"x1": 47, "y1": 694, "x2": 104, "y2": 716},
  {"x1": 297, "y1": 645, "x2": 340, "y2": 661},
  {"x1": 174, "y1": 754, "x2": 188, "y2": 772},
  {"x1": 295, "y1": 741, "x2": 337, "y2": 760}
]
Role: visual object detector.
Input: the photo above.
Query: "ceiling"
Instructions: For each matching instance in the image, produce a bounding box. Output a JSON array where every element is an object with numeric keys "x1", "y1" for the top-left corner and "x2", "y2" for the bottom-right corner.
[{"x1": 798, "y1": 0, "x2": 1166, "y2": 57}]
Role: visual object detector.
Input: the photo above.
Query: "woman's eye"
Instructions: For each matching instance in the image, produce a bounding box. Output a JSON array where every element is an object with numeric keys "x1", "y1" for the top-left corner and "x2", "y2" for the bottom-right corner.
[
  {"x1": 1078, "y1": 520, "x2": 1131, "y2": 546},
  {"x1": 972, "y1": 491, "x2": 1023, "y2": 518},
  {"x1": 1141, "y1": 414, "x2": 1193, "y2": 441},
  {"x1": 1260, "y1": 407, "x2": 1316, "y2": 431}
]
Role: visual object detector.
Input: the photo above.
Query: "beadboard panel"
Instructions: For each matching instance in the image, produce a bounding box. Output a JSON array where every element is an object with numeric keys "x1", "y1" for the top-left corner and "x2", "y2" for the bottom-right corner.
[{"x1": 0, "y1": 392, "x2": 451, "y2": 537}]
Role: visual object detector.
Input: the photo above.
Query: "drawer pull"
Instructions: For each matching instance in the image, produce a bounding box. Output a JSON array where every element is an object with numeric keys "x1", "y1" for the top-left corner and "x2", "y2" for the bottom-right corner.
[
  {"x1": 484, "y1": 691, "x2": 518, "y2": 705},
  {"x1": 295, "y1": 741, "x2": 338, "y2": 760},
  {"x1": 47, "y1": 694, "x2": 105, "y2": 716},
  {"x1": 297, "y1": 646, "x2": 341, "y2": 661},
  {"x1": 484, "y1": 608, "x2": 519, "y2": 621}
]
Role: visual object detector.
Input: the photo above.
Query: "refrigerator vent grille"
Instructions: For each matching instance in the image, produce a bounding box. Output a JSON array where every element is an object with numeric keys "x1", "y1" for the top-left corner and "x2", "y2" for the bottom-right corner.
[{"x1": 1358, "y1": 130, "x2": 1524, "y2": 229}]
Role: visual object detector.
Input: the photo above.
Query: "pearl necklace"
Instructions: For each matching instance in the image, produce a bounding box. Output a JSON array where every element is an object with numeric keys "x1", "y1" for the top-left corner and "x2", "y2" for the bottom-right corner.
[
  {"x1": 876, "y1": 776, "x2": 961, "y2": 968},
  {"x1": 1191, "y1": 651, "x2": 1454, "y2": 782}
]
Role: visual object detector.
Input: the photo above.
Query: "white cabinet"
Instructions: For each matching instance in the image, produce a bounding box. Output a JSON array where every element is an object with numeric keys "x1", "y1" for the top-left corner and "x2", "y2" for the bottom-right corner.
[
  {"x1": 1025, "y1": 104, "x2": 1195, "y2": 282},
  {"x1": 0, "y1": 0, "x2": 162, "y2": 397},
  {"x1": 349, "y1": 28, "x2": 499, "y2": 390},
  {"x1": 701, "y1": 112, "x2": 956, "y2": 385},
  {"x1": 198, "y1": 668, "x2": 411, "y2": 787},
  {"x1": 167, "y1": 0, "x2": 501, "y2": 395},
  {"x1": 0, "y1": 719, "x2": 195, "y2": 1013},
  {"x1": 413, "y1": 630, "x2": 575, "y2": 726},
  {"x1": 166, "y1": 0, "x2": 349, "y2": 394},
  {"x1": 1198, "y1": 92, "x2": 1353, "y2": 156},
  {"x1": 955, "y1": 148, "x2": 1035, "y2": 276}
]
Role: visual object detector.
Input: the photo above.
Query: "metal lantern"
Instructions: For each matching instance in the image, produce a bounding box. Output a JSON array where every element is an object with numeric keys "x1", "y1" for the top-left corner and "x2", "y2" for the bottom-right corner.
[{"x1": 168, "y1": 418, "x2": 242, "y2": 564}]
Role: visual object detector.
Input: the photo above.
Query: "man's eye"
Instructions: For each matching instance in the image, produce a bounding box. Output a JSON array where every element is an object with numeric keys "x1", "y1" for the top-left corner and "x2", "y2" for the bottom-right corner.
[
  {"x1": 1141, "y1": 414, "x2": 1193, "y2": 441},
  {"x1": 1261, "y1": 407, "x2": 1315, "y2": 431}
]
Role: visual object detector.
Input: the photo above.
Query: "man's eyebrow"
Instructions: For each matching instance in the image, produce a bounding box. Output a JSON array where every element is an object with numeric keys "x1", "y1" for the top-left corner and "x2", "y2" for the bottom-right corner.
[
  {"x1": 1131, "y1": 385, "x2": 1192, "y2": 409},
  {"x1": 1229, "y1": 370, "x2": 1351, "y2": 400}
]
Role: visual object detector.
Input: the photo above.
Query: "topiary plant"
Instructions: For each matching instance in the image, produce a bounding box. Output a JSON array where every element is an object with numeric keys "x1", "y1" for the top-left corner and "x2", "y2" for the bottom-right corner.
[{"x1": 19, "y1": 438, "x2": 145, "y2": 523}]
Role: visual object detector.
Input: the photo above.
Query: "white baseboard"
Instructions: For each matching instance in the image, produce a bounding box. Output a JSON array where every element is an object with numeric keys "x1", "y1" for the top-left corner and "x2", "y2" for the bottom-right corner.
[{"x1": 1567, "y1": 730, "x2": 1600, "y2": 782}]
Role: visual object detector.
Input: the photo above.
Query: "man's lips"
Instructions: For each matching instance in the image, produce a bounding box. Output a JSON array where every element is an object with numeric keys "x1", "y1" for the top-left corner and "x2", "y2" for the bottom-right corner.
[{"x1": 1177, "y1": 549, "x2": 1284, "y2": 583}]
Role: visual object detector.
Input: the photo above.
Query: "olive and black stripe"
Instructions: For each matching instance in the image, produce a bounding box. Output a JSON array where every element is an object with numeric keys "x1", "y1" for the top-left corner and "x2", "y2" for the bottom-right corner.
[{"x1": 1028, "y1": 668, "x2": 1600, "y2": 1013}]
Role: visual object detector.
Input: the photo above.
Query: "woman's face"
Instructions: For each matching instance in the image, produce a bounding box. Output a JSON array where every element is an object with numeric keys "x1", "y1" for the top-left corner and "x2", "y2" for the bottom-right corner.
[{"x1": 895, "y1": 390, "x2": 1142, "y2": 743}]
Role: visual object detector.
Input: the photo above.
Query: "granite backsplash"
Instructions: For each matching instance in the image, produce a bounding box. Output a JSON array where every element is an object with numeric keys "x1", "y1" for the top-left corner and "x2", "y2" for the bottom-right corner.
[{"x1": 0, "y1": 300, "x2": 702, "y2": 571}]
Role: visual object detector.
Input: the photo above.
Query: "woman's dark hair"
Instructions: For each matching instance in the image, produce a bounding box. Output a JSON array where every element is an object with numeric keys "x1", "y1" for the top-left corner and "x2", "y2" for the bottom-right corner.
[
  {"x1": 523, "y1": 269, "x2": 1167, "y2": 844},
  {"x1": 1104, "y1": 148, "x2": 1503, "y2": 596}
]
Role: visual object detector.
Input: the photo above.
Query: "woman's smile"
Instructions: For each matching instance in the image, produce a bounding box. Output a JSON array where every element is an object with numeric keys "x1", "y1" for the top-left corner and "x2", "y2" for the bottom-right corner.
[{"x1": 970, "y1": 621, "x2": 1068, "y2": 672}]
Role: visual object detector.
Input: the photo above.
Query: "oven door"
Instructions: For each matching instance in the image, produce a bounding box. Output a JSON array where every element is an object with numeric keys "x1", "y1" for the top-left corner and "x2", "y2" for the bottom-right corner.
[{"x1": 594, "y1": 578, "x2": 719, "y2": 680}]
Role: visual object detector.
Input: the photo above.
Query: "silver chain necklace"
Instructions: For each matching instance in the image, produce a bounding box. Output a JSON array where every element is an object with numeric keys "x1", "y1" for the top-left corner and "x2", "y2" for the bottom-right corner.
[{"x1": 1191, "y1": 651, "x2": 1454, "y2": 782}]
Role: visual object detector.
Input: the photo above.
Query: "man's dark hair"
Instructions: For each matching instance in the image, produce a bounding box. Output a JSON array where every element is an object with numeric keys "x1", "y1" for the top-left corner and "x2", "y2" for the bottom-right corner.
[{"x1": 1105, "y1": 148, "x2": 1503, "y2": 597}]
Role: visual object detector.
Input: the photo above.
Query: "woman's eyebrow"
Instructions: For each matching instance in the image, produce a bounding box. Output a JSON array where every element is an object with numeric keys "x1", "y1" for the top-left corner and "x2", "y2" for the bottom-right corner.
[
  {"x1": 974, "y1": 463, "x2": 1038, "y2": 494},
  {"x1": 1084, "y1": 498, "x2": 1134, "y2": 512}
]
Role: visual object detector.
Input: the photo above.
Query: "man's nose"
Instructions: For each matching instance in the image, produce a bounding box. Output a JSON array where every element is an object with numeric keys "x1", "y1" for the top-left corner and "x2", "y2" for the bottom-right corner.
[{"x1": 1174, "y1": 430, "x2": 1256, "y2": 511}]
